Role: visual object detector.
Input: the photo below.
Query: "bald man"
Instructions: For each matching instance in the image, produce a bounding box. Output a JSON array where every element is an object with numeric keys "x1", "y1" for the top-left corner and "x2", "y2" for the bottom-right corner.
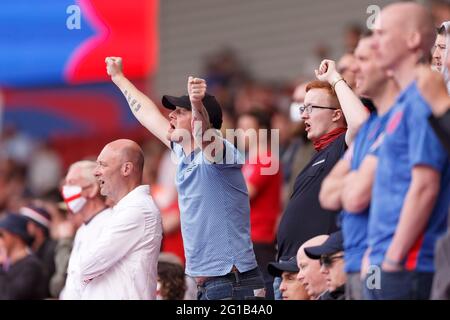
[
  {"x1": 77, "y1": 139, "x2": 162, "y2": 299},
  {"x1": 296, "y1": 235, "x2": 328, "y2": 300},
  {"x1": 366, "y1": 3, "x2": 450, "y2": 299}
]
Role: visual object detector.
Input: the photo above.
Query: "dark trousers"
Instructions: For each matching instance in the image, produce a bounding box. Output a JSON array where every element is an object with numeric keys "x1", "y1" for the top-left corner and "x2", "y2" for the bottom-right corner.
[{"x1": 253, "y1": 242, "x2": 276, "y2": 300}]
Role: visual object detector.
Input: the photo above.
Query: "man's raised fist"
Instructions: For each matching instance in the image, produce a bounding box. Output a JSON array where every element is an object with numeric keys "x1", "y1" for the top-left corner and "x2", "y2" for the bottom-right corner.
[
  {"x1": 105, "y1": 57, "x2": 123, "y2": 78},
  {"x1": 188, "y1": 76, "x2": 207, "y2": 103}
]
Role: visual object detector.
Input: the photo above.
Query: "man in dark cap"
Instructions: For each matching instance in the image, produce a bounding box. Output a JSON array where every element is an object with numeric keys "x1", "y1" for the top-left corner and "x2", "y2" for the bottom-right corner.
[
  {"x1": 20, "y1": 205, "x2": 56, "y2": 296},
  {"x1": 304, "y1": 231, "x2": 346, "y2": 300},
  {"x1": 268, "y1": 256, "x2": 310, "y2": 300},
  {"x1": 104, "y1": 57, "x2": 263, "y2": 300},
  {"x1": 0, "y1": 213, "x2": 46, "y2": 299}
]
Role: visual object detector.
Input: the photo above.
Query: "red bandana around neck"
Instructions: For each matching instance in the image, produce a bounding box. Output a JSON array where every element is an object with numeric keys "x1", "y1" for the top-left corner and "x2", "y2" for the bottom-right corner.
[{"x1": 313, "y1": 127, "x2": 347, "y2": 152}]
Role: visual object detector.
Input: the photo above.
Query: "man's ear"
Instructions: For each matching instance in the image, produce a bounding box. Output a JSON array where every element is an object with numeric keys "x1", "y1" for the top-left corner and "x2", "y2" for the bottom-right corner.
[
  {"x1": 331, "y1": 109, "x2": 343, "y2": 123},
  {"x1": 406, "y1": 31, "x2": 421, "y2": 52},
  {"x1": 121, "y1": 162, "x2": 133, "y2": 177}
]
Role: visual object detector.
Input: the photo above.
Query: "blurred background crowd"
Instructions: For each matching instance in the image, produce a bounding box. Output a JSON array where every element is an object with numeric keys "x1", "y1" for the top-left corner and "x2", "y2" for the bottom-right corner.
[{"x1": 1, "y1": 0, "x2": 450, "y2": 300}]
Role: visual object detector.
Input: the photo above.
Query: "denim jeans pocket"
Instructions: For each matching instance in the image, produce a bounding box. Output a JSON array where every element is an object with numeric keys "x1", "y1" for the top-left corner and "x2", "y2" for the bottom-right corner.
[{"x1": 204, "y1": 282, "x2": 234, "y2": 300}]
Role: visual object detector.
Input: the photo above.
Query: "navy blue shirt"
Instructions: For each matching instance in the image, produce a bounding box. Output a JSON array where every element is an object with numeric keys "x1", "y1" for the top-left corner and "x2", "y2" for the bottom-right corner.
[{"x1": 277, "y1": 133, "x2": 347, "y2": 260}]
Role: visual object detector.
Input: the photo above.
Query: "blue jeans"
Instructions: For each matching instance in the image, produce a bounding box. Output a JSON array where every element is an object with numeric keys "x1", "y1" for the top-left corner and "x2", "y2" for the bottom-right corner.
[
  {"x1": 197, "y1": 267, "x2": 266, "y2": 300},
  {"x1": 364, "y1": 270, "x2": 434, "y2": 300},
  {"x1": 273, "y1": 276, "x2": 282, "y2": 300}
]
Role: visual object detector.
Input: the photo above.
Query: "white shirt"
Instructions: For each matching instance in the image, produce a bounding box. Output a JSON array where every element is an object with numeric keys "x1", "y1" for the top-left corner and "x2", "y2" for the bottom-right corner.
[
  {"x1": 78, "y1": 185, "x2": 162, "y2": 300},
  {"x1": 60, "y1": 208, "x2": 112, "y2": 300}
]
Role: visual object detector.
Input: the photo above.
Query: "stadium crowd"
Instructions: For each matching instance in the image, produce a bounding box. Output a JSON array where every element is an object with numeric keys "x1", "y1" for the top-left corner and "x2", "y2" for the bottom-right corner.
[{"x1": 1, "y1": 0, "x2": 450, "y2": 300}]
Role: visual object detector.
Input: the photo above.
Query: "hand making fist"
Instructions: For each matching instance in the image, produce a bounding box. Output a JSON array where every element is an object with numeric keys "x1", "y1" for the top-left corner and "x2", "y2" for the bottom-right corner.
[
  {"x1": 315, "y1": 59, "x2": 341, "y2": 84},
  {"x1": 188, "y1": 76, "x2": 207, "y2": 104},
  {"x1": 105, "y1": 57, "x2": 123, "y2": 78}
]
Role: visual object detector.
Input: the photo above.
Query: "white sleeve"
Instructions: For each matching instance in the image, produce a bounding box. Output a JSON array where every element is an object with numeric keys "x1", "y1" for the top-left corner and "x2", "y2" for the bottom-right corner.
[{"x1": 78, "y1": 207, "x2": 145, "y2": 281}]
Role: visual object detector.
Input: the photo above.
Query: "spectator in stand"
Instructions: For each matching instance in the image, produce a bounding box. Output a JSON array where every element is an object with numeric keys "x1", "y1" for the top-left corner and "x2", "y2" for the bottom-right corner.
[
  {"x1": 156, "y1": 260, "x2": 186, "y2": 300},
  {"x1": 296, "y1": 235, "x2": 329, "y2": 300},
  {"x1": 319, "y1": 34, "x2": 399, "y2": 299},
  {"x1": 238, "y1": 110, "x2": 282, "y2": 299},
  {"x1": 282, "y1": 83, "x2": 315, "y2": 205},
  {"x1": 432, "y1": 22, "x2": 450, "y2": 92},
  {"x1": 267, "y1": 256, "x2": 310, "y2": 300},
  {"x1": 416, "y1": 60, "x2": 450, "y2": 299},
  {"x1": 364, "y1": 2, "x2": 449, "y2": 300},
  {"x1": 337, "y1": 53, "x2": 358, "y2": 89},
  {"x1": 0, "y1": 213, "x2": 46, "y2": 299},
  {"x1": 304, "y1": 231, "x2": 346, "y2": 300},
  {"x1": 275, "y1": 72, "x2": 368, "y2": 298},
  {"x1": 59, "y1": 160, "x2": 112, "y2": 299},
  {"x1": 19, "y1": 205, "x2": 56, "y2": 297},
  {"x1": 80, "y1": 139, "x2": 162, "y2": 299},
  {"x1": 105, "y1": 57, "x2": 264, "y2": 300}
]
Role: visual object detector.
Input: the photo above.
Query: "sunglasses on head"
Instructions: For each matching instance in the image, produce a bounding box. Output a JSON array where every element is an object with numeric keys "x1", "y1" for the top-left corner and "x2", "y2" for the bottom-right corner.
[{"x1": 319, "y1": 255, "x2": 344, "y2": 268}]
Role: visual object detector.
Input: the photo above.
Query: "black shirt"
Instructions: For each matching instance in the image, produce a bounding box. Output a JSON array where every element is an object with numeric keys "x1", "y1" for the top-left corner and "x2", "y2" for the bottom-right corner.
[
  {"x1": 319, "y1": 285, "x2": 346, "y2": 300},
  {"x1": 429, "y1": 110, "x2": 450, "y2": 156},
  {"x1": 277, "y1": 134, "x2": 347, "y2": 260},
  {"x1": 36, "y1": 238, "x2": 56, "y2": 297},
  {"x1": 0, "y1": 254, "x2": 47, "y2": 300}
]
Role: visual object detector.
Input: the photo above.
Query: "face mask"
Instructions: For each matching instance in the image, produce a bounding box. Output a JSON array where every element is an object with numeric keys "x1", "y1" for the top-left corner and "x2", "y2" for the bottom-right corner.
[{"x1": 61, "y1": 185, "x2": 87, "y2": 214}]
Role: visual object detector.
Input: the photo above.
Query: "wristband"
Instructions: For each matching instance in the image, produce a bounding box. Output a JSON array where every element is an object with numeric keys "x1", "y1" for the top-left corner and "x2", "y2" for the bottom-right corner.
[{"x1": 331, "y1": 77, "x2": 346, "y2": 90}]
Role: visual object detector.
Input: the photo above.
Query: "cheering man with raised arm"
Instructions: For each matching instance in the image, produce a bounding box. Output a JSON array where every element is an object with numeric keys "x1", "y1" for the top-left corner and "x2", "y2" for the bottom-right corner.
[{"x1": 105, "y1": 57, "x2": 264, "y2": 300}]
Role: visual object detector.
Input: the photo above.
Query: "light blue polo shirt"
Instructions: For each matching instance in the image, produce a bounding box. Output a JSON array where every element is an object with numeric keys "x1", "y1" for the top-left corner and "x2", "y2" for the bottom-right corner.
[{"x1": 171, "y1": 139, "x2": 257, "y2": 277}]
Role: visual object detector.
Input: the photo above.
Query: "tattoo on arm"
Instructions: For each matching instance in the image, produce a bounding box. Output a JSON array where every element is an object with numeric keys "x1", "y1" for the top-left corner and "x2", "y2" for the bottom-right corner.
[{"x1": 123, "y1": 89, "x2": 142, "y2": 113}]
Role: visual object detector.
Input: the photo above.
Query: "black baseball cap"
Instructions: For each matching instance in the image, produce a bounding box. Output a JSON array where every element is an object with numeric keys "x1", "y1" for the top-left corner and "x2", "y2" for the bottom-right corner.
[
  {"x1": 0, "y1": 213, "x2": 32, "y2": 244},
  {"x1": 304, "y1": 231, "x2": 344, "y2": 260},
  {"x1": 267, "y1": 256, "x2": 299, "y2": 277},
  {"x1": 161, "y1": 93, "x2": 223, "y2": 130}
]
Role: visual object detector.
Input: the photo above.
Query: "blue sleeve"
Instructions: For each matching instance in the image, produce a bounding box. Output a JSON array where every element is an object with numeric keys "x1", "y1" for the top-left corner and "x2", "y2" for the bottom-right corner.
[
  {"x1": 170, "y1": 142, "x2": 184, "y2": 161},
  {"x1": 407, "y1": 98, "x2": 448, "y2": 172},
  {"x1": 203, "y1": 139, "x2": 245, "y2": 168}
]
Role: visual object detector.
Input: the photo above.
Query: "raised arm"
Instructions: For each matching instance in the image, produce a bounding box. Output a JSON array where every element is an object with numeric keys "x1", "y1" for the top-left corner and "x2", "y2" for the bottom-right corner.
[
  {"x1": 316, "y1": 59, "x2": 369, "y2": 145},
  {"x1": 416, "y1": 65, "x2": 450, "y2": 154},
  {"x1": 187, "y1": 76, "x2": 223, "y2": 163},
  {"x1": 106, "y1": 57, "x2": 170, "y2": 148}
]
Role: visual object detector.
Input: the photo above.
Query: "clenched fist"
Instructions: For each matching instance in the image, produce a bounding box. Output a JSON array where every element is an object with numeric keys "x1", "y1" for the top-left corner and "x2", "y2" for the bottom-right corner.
[
  {"x1": 105, "y1": 57, "x2": 123, "y2": 78},
  {"x1": 188, "y1": 76, "x2": 207, "y2": 103},
  {"x1": 315, "y1": 59, "x2": 341, "y2": 84}
]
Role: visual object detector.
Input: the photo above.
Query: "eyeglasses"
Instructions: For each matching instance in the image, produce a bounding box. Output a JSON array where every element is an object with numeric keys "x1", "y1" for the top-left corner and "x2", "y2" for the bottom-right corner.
[
  {"x1": 296, "y1": 104, "x2": 339, "y2": 115},
  {"x1": 319, "y1": 255, "x2": 344, "y2": 268}
]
